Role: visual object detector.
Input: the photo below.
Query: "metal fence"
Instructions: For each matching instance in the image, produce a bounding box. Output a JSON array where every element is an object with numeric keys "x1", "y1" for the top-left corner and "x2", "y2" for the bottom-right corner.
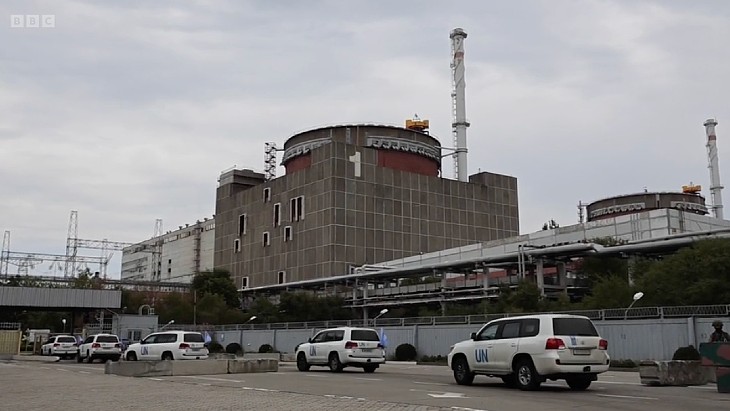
[
  {"x1": 0, "y1": 322, "x2": 21, "y2": 330},
  {"x1": 163, "y1": 304, "x2": 730, "y2": 331}
]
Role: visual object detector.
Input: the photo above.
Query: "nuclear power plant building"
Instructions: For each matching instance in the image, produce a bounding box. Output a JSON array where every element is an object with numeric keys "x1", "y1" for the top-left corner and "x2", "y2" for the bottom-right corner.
[{"x1": 214, "y1": 124, "x2": 519, "y2": 289}]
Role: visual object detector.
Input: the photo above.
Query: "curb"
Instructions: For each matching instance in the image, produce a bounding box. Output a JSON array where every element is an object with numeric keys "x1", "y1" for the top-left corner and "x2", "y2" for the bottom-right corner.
[
  {"x1": 386, "y1": 361, "x2": 418, "y2": 365},
  {"x1": 11, "y1": 355, "x2": 60, "y2": 363}
]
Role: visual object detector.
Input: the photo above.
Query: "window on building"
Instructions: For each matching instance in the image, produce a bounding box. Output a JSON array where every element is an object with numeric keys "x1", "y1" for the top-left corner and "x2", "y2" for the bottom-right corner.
[
  {"x1": 168, "y1": 259, "x2": 172, "y2": 264},
  {"x1": 234, "y1": 239, "x2": 241, "y2": 253},
  {"x1": 274, "y1": 203, "x2": 281, "y2": 227},
  {"x1": 290, "y1": 196, "x2": 305, "y2": 222},
  {"x1": 284, "y1": 226, "x2": 292, "y2": 241},
  {"x1": 241, "y1": 276, "x2": 249, "y2": 289},
  {"x1": 263, "y1": 187, "x2": 271, "y2": 203},
  {"x1": 263, "y1": 231, "x2": 270, "y2": 246},
  {"x1": 278, "y1": 271, "x2": 286, "y2": 284},
  {"x1": 238, "y1": 214, "x2": 247, "y2": 236}
]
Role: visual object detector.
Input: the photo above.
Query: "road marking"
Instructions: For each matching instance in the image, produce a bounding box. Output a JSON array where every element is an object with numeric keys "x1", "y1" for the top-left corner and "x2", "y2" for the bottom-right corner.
[
  {"x1": 596, "y1": 394, "x2": 658, "y2": 400},
  {"x1": 594, "y1": 380, "x2": 641, "y2": 386},
  {"x1": 305, "y1": 374, "x2": 328, "y2": 378},
  {"x1": 242, "y1": 387, "x2": 279, "y2": 392},
  {"x1": 79, "y1": 371, "x2": 90, "y2": 374},
  {"x1": 148, "y1": 378, "x2": 165, "y2": 381},
  {"x1": 354, "y1": 377, "x2": 381, "y2": 381},
  {"x1": 451, "y1": 407, "x2": 490, "y2": 411},
  {"x1": 56, "y1": 368, "x2": 69, "y2": 372},
  {"x1": 180, "y1": 376, "x2": 243, "y2": 383},
  {"x1": 429, "y1": 392, "x2": 468, "y2": 398},
  {"x1": 413, "y1": 381, "x2": 449, "y2": 386},
  {"x1": 689, "y1": 385, "x2": 717, "y2": 390}
]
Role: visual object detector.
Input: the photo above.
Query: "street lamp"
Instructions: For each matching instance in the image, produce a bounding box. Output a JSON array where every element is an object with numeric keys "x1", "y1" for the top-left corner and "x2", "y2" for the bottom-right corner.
[
  {"x1": 160, "y1": 319, "x2": 175, "y2": 330},
  {"x1": 244, "y1": 316, "x2": 257, "y2": 324},
  {"x1": 624, "y1": 292, "x2": 644, "y2": 319},
  {"x1": 62, "y1": 318, "x2": 66, "y2": 334},
  {"x1": 373, "y1": 308, "x2": 389, "y2": 324}
]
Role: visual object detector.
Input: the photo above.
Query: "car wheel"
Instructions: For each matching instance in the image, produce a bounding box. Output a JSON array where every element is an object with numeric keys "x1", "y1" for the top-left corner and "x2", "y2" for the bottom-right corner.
[
  {"x1": 566, "y1": 376, "x2": 592, "y2": 391},
  {"x1": 161, "y1": 352, "x2": 174, "y2": 361},
  {"x1": 76, "y1": 351, "x2": 82, "y2": 363},
  {"x1": 515, "y1": 358, "x2": 541, "y2": 391},
  {"x1": 328, "y1": 353, "x2": 343, "y2": 372},
  {"x1": 86, "y1": 352, "x2": 94, "y2": 363},
  {"x1": 363, "y1": 364, "x2": 377, "y2": 373},
  {"x1": 296, "y1": 353, "x2": 310, "y2": 372},
  {"x1": 126, "y1": 352, "x2": 137, "y2": 361},
  {"x1": 452, "y1": 356, "x2": 475, "y2": 385}
]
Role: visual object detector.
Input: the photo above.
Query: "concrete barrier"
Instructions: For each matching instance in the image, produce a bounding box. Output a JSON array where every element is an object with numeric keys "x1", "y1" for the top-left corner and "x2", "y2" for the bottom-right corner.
[
  {"x1": 105, "y1": 360, "x2": 172, "y2": 377},
  {"x1": 105, "y1": 358, "x2": 279, "y2": 377},
  {"x1": 208, "y1": 353, "x2": 237, "y2": 360},
  {"x1": 10, "y1": 355, "x2": 60, "y2": 363},
  {"x1": 639, "y1": 360, "x2": 709, "y2": 386},
  {"x1": 171, "y1": 359, "x2": 229, "y2": 375},
  {"x1": 228, "y1": 358, "x2": 278, "y2": 374},
  {"x1": 243, "y1": 353, "x2": 280, "y2": 361}
]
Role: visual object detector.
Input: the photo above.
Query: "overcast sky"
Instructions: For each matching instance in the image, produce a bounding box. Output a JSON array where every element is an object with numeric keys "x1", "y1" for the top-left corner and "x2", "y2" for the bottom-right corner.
[{"x1": 2, "y1": 0, "x2": 729, "y2": 278}]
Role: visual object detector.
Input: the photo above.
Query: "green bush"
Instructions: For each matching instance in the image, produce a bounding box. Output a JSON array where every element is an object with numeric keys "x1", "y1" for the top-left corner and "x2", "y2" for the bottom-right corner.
[
  {"x1": 207, "y1": 342, "x2": 224, "y2": 353},
  {"x1": 394, "y1": 343, "x2": 417, "y2": 361},
  {"x1": 258, "y1": 343, "x2": 274, "y2": 353},
  {"x1": 672, "y1": 345, "x2": 701, "y2": 361}
]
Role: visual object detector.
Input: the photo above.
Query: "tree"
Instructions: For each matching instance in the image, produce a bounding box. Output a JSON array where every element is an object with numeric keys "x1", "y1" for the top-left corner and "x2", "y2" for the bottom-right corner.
[
  {"x1": 191, "y1": 269, "x2": 240, "y2": 308},
  {"x1": 635, "y1": 238, "x2": 730, "y2": 306},
  {"x1": 508, "y1": 281, "x2": 542, "y2": 312}
]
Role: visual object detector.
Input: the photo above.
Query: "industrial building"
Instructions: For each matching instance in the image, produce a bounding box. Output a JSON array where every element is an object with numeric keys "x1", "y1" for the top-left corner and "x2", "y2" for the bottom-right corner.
[
  {"x1": 214, "y1": 123, "x2": 519, "y2": 289},
  {"x1": 120, "y1": 218, "x2": 215, "y2": 283}
]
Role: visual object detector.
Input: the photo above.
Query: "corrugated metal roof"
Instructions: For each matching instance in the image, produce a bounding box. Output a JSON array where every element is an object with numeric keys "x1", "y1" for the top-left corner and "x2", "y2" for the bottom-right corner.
[{"x1": 0, "y1": 287, "x2": 121, "y2": 308}]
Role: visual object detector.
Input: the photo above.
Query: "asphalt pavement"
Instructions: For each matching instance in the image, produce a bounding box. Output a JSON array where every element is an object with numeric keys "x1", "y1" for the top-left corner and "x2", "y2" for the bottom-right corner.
[{"x1": 2, "y1": 359, "x2": 728, "y2": 410}]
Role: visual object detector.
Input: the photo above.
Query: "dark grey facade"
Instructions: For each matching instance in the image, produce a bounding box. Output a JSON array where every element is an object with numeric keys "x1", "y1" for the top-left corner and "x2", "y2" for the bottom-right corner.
[{"x1": 215, "y1": 126, "x2": 518, "y2": 289}]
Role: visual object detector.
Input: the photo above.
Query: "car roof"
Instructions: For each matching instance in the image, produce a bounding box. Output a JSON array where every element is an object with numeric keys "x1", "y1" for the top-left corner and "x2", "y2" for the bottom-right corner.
[
  {"x1": 317, "y1": 326, "x2": 378, "y2": 332},
  {"x1": 488, "y1": 314, "x2": 591, "y2": 322}
]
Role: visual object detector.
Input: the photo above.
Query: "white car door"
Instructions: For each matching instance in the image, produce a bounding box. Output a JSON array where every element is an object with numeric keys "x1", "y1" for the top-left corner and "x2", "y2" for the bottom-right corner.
[
  {"x1": 489, "y1": 320, "x2": 522, "y2": 373},
  {"x1": 472, "y1": 322, "x2": 501, "y2": 372},
  {"x1": 139, "y1": 334, "x2": 158, "y2": 360},
  {"x1": 307, "y1": 331, "x2": 327, "y2": 364}
]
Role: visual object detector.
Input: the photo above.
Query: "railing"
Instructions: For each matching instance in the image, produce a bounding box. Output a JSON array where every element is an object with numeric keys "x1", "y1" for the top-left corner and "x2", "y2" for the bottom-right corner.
[
  {"x1": 0, "y1": 322, "x2": 21, "y2": 330},
  {"x1": 161, "y1": 304, "x2": 730, "y2": 331}
]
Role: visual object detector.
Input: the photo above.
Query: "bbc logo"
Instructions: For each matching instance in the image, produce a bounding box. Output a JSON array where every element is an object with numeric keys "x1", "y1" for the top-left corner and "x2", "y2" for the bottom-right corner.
[{"x1": 10, "y1": 14, "x2": 56, "y2": 28}]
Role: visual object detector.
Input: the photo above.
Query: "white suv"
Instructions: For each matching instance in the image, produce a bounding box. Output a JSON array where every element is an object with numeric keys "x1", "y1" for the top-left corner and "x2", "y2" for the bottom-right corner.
[
  {"x1": 447, "y1": 314, "x2": 610, "y2": 391},
  {"x1": 41, "y1": 335, "x2": 78, "y2": 359},
  {"x1": 76, "y1": 334, "x2": 122, "y2": 363},
  {"x1": 295, "y1": 327, "x2": 385, "y2": 373},
  {"x1": 124, "y1": 331, "x2": 208, "y2": 361}
]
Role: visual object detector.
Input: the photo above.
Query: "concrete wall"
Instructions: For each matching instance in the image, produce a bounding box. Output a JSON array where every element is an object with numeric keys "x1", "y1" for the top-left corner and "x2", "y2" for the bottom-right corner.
[{"x1": 203, "y1": 317, "x2": 725, "y2": 361}]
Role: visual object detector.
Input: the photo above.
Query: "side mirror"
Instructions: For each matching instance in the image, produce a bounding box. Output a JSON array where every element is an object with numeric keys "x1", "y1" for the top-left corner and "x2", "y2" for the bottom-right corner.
[
  {"x1": 471, "y1": 332, "x2": 477, "y2": 340},
  {"x1": 140, "y1": 340, "x2": 146, "y2": 345},
  {"x1": 308, "y1": 338, "x2": 313, "y2": 343}
]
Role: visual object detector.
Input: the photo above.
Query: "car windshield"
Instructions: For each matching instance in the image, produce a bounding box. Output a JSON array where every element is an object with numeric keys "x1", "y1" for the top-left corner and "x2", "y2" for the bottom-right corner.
[
  {"x1": 97, "y1": 336, "x2": 119, "y2": 343},
  {"x1": 184, "y1": 333, "x2": 204, "y2": 343},
  {"x1": 351, "y1": 330, "x2": 380, "y2": 341},
  {"x1": 552, "y1": 318, "x2": 598, "y2": 336},
  {"x1": 57, "y1": 337, "x2": 76, "y2": 343}
]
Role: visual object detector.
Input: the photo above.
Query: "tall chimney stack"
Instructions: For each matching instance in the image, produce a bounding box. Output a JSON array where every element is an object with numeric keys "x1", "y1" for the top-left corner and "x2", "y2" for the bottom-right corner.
[
  {"x1": 704, "y1": 118, "x2": 724, "y2": 219},
  {"x1": 450, "y1": 28, "x2": 470, "y2": 182}
]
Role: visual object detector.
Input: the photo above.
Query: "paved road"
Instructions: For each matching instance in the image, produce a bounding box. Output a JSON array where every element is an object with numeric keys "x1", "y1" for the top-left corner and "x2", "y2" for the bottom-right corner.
[{"x1": 2, "y1": 359, "x2": 729, "y2": 410}]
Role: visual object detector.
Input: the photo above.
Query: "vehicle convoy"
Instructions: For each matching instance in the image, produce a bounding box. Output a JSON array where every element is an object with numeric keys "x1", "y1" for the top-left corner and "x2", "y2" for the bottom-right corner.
[
  {"x1": 76, "y1": 334, "x2": 122, "y2": 363},
  {"x1": 447, "y1": 314, "x2": 610, "y2": 391},
  {"x1": 124, "y1": 331, "x2": 208, "y2": 361},
  {"x1": 295, "y1": 327, "x2": 386, "y2": 373},
  {"x1": 40, "y1": 335, "x2": 78, "y2": 359}
]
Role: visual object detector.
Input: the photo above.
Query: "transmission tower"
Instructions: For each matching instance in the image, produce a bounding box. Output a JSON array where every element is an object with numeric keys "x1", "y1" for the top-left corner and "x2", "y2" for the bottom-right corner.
[
  {"x1": 64, "y1": 210, "x2": 78, "y2": 277},
  {"x1": 264, "y1": 142, "x2": 279, "y2": 180},
  {"x1": 152, "y1": 219, "x2": 163, "y2": 281},
  {"x1": 1, "y1": 230, "x2": 10, "y2": 278}
]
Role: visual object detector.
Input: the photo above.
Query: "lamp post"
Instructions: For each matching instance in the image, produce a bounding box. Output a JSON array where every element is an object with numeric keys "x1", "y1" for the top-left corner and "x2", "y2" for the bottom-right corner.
[
  {"x1": 373, "y1": 308, "x2": 388, "y2": 325},
  {"x1": 160, "y1": 319, "x2": 175, "y2": 331},
  {"x1": 624, "y1": 292, "x2": 644, "y2": 320},
  {"x1": 62, "y1": 318, "x2": 66, "y2": 334},
  {"x1": 244, "y1": 316, "x2": 257, "y2": 325}
]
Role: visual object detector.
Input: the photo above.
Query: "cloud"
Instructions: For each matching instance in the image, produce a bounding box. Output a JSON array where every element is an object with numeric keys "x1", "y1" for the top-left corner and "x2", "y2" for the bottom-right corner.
[{"x1": 1, "y1": 0, "x2": 728, "y2": 276}]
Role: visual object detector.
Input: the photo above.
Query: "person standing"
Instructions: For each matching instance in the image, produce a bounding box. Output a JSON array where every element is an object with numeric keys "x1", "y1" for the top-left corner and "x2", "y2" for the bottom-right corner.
[{"x1": 710, "y1": 320, "x2": 730, "y2": 342}]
